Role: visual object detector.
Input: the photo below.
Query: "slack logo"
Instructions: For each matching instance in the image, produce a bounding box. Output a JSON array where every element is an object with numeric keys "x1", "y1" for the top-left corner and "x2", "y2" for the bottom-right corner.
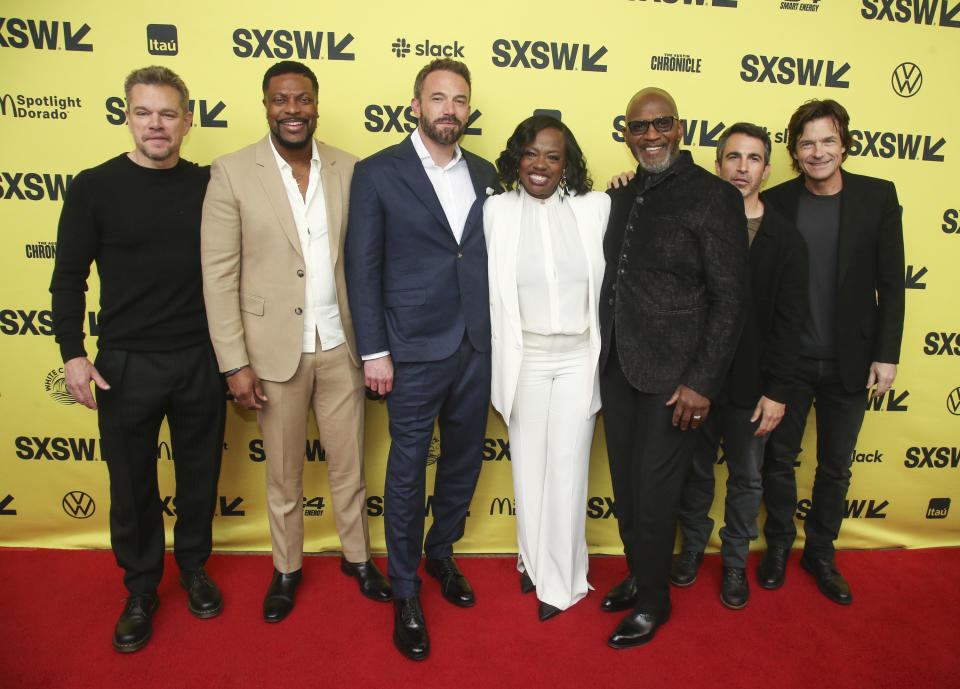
[
  {"x1": 926, "y1": 498, "x2": 950, "y2": 519},
  {"x1": 147, "y1": 24, "x2": 177, "y2": 56}
]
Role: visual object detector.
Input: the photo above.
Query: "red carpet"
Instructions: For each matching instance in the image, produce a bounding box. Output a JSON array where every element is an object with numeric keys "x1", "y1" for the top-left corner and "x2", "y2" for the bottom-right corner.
[{"x1": 1, "y1": 547, "x2": 956, "y2": 689}]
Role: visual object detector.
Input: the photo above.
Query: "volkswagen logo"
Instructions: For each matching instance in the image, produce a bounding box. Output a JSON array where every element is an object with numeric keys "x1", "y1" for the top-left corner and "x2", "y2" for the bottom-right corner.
[
  {"x1": 62, "y1": 490, "x2": 95, "y2": 519},
  {"x1": 947, "y1": 387, "x2": 960, "y2": 416},
  {"x1": 891, "y1": 62, "x2": 922, "y2": 98}
]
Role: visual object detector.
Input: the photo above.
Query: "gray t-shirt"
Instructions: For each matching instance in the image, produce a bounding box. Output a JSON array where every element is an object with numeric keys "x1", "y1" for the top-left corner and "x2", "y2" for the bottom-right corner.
[{"x1": 796, "y1": 188, "x2": 841, "y2": 358}]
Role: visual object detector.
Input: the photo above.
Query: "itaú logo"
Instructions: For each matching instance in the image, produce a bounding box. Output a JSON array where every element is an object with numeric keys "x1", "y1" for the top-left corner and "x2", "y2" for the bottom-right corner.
[{"x1": 62, "y1": 490, "x2": 95, "y2": 519}]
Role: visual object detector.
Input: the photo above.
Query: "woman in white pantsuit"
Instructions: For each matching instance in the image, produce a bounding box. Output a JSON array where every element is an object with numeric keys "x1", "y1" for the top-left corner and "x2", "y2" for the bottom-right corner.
[{"x1": 484, "y1": 115, "x2": 609, "y2": 620}]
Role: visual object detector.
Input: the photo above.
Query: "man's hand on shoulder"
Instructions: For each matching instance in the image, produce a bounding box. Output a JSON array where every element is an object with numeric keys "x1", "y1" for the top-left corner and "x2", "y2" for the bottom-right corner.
[
  {"x1": 866, "y1": 361, "x2": 897, "y2": 400},
  {"x1": 64, "y1": 356, "x2": 110, "y2": 410},
  {"x1": 606, "y1": 170, "x2": 635, "y2": 190},
  {"x1": 227, "y1": 366, "x2": 267, "y2": 410},
  {"x1": 666, "y1": 384, "x2": 710, "y2": 430},
  {"x1": 364, "y1": 355, "x2": 394, "y2": 397}
]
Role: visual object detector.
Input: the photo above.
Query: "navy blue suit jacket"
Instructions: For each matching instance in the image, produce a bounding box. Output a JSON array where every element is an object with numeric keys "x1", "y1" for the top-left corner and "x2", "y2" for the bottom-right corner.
[{"x1": 344, "y1": 135, "x2": 499, "y2": 363}]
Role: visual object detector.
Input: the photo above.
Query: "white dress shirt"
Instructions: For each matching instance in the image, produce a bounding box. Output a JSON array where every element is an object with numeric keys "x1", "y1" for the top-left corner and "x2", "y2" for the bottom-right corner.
[
  {"x1": 411, "y1": 128, "x2": 476, "y2": 244},
  {"x1": 269, "y1": 138, "x2": 345, "y2": 353}
]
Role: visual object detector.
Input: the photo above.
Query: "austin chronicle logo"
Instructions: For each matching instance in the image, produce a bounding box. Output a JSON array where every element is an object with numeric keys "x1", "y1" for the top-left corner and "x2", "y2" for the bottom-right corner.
[
  {"x1": 391, "y1": 38, "x2": 411, "y2": 58},
  {"x1": 62, "y1": 491, "x2": 95, "y2": 519},
  {"x1": 947, "y1": 387, "x2": 960, "y2": 415},
  {"x1": 45, "y1": 367, "x2": 76, "y2": 405},
  {"x1": 892, "y1": 62, "x2": 922, "y2": 97}
]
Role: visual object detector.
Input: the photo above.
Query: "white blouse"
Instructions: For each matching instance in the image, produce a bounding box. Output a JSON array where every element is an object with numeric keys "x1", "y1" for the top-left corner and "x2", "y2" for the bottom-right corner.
[{"x1": 515, "y1": 187, "x2": 589, "y2": 336}]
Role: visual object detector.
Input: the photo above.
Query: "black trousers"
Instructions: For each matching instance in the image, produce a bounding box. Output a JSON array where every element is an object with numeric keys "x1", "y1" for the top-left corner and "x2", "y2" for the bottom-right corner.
[
  {"x1": 760, "y1": 356, "x2": 867, "y2": 560},
  {"x1": 95, "y1": 342, "x2": 226, "y2": 595},
  {"x1": 600, "y1": 345, "x2": 694, "y2": 615}
]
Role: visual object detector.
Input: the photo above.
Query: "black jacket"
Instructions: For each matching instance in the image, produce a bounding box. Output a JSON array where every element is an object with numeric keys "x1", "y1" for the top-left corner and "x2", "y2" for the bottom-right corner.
[
  {"x1": 762, "y1": 170, "x2": 904, "y2": 392},
  {"x1": 600, "y1": 151, "x2": 749, "y2": 399},
  {"x1": 723, "y1": 205, "x2": 808, "y2": 408}
]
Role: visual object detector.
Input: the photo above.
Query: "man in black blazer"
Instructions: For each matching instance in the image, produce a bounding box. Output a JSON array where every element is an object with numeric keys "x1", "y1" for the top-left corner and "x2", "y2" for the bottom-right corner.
[
  {"x1": 756, "y1": 99, "x2": 904, "y2": 605},
  {"x1": 670, "y1": 123, "x2": 808, "y2": 610},
  {"x1": 598, "y1": 87, "x2": 749, "y2": 648},
  {"x1": 344, "y1": 59, "x2": 498, "y2": 661}
]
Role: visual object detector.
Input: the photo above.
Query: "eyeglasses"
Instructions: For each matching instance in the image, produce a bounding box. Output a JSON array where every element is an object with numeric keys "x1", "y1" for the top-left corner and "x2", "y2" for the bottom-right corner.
[{"x1": 626, "y1": 116, "x2": 676, "y2": 136}]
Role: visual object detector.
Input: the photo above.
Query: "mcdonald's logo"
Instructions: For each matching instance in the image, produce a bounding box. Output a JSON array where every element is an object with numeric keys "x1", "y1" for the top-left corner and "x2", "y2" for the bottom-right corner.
[
  {"x1": 489, "y1": 497, "x2": 516, "y2": 516},
  {"x1": 0, "y1": 93, "x2": 17, "y2": 117},
  {"x1": 62, "y1": 490, "x2": 95, "y2": 519}
]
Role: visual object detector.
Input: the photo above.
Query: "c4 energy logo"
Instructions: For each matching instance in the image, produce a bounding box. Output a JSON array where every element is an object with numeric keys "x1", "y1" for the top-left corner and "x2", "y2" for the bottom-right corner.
[
  {"x1": 391, "y1": 37, "x2": 464, "y2": 59},
  {"x1": 44, "y1": 367, "x2": 75, "y2": 405},
  {"x1": 860, "y1": 0, "x2": 960, "y2": 28},
  {"x1": 740, "y1": 55, "x2": 850, "y2": 88},
  {"x1": 147, "y1": 24, "x2": 177, "y2": 56},
  {"x1": 780, "y1": 0, "x2": 822, "y2": 11},
  {"x1": 946, "y1": 387, "x2": 960, "y2": 415},
  {"x1": 0, "y1": 172, "x2": 72, "y2": 200},
  {"x1": 105, "y1": 97, "x2": 227, "y2": 128},
  {"x1": 892, "y1": 62, "x2": 922, "y2": 96},
  {"x1": 926, "y1": 498, "x2": 950, "y2": 518},
  {"x1": 849, "y1": 130, "x2": 945, "y2": 162},
  {"x1": 904, "y1": 446, "x2": 960, "y2": 468},
  {"x1": 232, "y1": 28, "x2": 355, "y2": 60},
  {"x1": 363, "y1": 105, "x2": 483, "y2": 136},
  {"x1": 0, "y1": 17, "x2": 92, "y2": 51},
  {"x1": 650, "y1": 52, "x2": 702, "y2": 73},
  {"x1": 491, "y1": 39, "x2": 608, "y2": 72},
  {"x1": 0, "y1": 94, "x2": 82, "y2": 121},
  {"x1": 303, "y1": 496, "x2": 325, "y2": 516},
  {"x1": 62, "y1": 491, "x2": 95, "y2": 519}
]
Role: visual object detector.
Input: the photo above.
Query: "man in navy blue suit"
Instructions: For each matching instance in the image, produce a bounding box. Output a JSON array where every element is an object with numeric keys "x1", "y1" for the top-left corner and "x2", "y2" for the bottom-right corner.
[{"x1": 344, "y1": 58, "x2": 498, "y2": 661}]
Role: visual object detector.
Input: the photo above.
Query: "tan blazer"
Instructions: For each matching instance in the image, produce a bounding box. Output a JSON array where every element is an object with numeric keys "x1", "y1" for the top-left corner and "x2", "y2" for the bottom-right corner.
[{"x1": 201, "y1": 136, "x2": 359, "y2": 382}]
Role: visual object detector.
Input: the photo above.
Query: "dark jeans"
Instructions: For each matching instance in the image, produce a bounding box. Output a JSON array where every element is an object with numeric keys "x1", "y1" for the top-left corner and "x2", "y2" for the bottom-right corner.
[
  {"x1": 678, "y1": 403, "x2": 766, "y2": 568},
  {"x1": 383, "y1": 335, "x2": 490, "y2": 599},
  {"x1": 95, "y1": 343, "x2": 226, "y2": 595},
  {"x1": 600, "y1": 348, "x2": 694, "y2": 615},
  {"x1": 760, "y1": 356, "x2": 866, "y2": 560}
]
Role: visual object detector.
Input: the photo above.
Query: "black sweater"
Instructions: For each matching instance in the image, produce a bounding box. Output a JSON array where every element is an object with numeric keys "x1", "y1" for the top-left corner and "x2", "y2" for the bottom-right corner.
[{"x1": 50, "y1": 154, "x2": 211, "y2": 361}]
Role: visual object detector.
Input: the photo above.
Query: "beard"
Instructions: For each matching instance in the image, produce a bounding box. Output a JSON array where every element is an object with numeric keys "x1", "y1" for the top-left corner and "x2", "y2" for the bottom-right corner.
[
  {"x1": 635, "y1": 141, "x2": 680, "y2": 174},
  {"x1": 420, "y1": 115, "x2": 465, "y2": 146},
  {"x1": 271, "y1": 118, "x2": 315, "y2": 150}
]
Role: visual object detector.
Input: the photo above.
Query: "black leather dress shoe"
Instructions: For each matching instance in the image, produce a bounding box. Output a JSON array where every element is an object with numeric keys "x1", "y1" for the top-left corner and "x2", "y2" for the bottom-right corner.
[
  {"x1": 670, "y1": 551, "x2": 704, "y2": 587},
  {"x1": 800, "y1": 554, "x2": 852, "y2": 605},
  {"x1": 263, "y1": 569, "x2": 302, "y2": 622},
  {"x1": 600, "y1": 574, "x2": 638, "y2": 612},
  {"x1": 720, "y1": 567, "x2": 749, "y2": 610},
  {"x1": 393, "y1": 597, "x2": 429, "y2": 660},
  {"x1": 756, "y1": 545, "x2": 790, "y2": 590},
  {"x1": 538, "y1": 601, "x2": 562, "y2": 621},
  {"x1": 607, "y1": 607, "x2": 671, "y2": 649},
  {"x1": 179, "y1": 567, "x2": 223, "y2": 618},
  {"x1": 341, "y1": 557, "x2": 392, "y2": 602},
  {"x1": 520, "y1": 570, "x2": 535, "y2": 595},
  {"x1": 112, "y1": 592, "x2": 159, "y2": 653},
  {"x1": 425, "y1": 557, "x2": 474, "y2": 607}
]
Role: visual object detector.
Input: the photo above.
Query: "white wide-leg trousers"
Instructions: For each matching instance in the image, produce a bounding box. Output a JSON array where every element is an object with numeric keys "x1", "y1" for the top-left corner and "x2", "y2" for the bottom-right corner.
[{"x1": 508, "y1": 331, "x2": 596, "y2": 610}]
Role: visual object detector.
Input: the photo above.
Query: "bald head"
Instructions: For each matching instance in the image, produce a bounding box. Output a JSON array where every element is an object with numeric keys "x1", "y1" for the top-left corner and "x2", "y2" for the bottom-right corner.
[
  {"x1": 626, "y1": 87, "x2": 679, "y2": 120},
  {"x1": 624, "y1": 87, "x2": 684, "y2": 173}
]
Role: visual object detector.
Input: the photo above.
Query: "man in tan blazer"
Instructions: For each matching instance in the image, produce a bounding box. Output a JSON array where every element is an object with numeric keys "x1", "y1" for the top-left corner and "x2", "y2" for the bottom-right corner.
[{"x1": 201, "y1": 61, "x2": 391, "y2": 622}]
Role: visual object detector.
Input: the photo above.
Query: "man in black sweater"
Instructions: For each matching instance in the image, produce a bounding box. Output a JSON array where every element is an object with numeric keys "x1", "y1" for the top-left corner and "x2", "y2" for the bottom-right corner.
[
  {"x1": 669, "y1": 123, "x2": 808, "y2": 610},
  {"x1": 50, "y1": 66, "x2": 225, "y2": 653}
]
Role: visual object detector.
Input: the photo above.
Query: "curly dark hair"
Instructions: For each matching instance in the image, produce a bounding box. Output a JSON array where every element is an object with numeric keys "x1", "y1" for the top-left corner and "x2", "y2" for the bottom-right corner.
[{"x1": 495, "y1": 115, "x2": 592, "y2": 195}]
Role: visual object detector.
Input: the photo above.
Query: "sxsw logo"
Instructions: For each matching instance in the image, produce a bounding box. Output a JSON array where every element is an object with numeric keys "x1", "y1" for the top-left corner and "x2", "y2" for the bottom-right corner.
[
  {"x1": 247, "y1": 438, "x2": 326, "y2": 462},
  {"x1": 232, "y1": 28, "x2": 355, "y2": 60},
  {"x1": 105, "y1": 97, "x2": 227, "y2": 128},
  {"x1": 905, "y1": 265, "x2": 927, "y2": 288},
  {"x1": 626, "y1": 0, "x2": 738, "y2": 7},
  {"x1": 363, "y1": 105, "x2": 483, "y2": 136},
  {"x1": 482, "y1": 437, "x2": 510, "y2": 461},
  {"x1": 860, "y1": 0, "x2": 960, "y2": 28},
  {"x1": 147, "y1": 24, "x2": 177, "y2": 56},
  {"x1": 161, "y1": 496, "x2": 245, "y2": 517},
  {"x1": 0, "y1": 494, "x2": 15, "y2": 516},
  {"x1": 586, "y1": 496, "x2": 616, "y2": 519},
  {"x1": 796, "y1": 498, "x2": 887, "y2": 519},
  {"x1": 740, "y1": 55, "x2": 850, "y2": 88},
  {"x1": 943, "y1": 209, "x2": 960, "y2": 233},
  {"x1": 0, "y1": 18, "x2": 92, "y2": 51},
  {"x1": 865, "y1": 389, "x2": 909, "y2": 411},
  {"x1": 490, "y1": 497, "x2": 516, "y2": 515},
  {"x1": 892, "y1": 62, "x2": 922, "y2": 97},
  {"x1": 849, "y1": 130, "x2": 945, "y2": 162},
  {"x1": 391, "y1": 37, "x2": 464, "y2": 59},
  {"x1": 923, "y1": 332, "x2": 960, "y2": 355},
  {"x1": 611, "y1": 115, "x2": 725, "y2": 146},
  {"x1": 0, "y1": 309, "x2": 54, "y2": 335},
  {"x1": 16, "y1": 436, "x2": 99, "y2": 461},
  {"x1": 0, "y1": 172, "x2": 73, "y2": 200},
  {"x1": 904, "y1": 446, "x2": 960, "y2": 468},
  {"x1": 366, "y1": 495, "x2": 384, "y2": 517},
  {"x1": 926, "y1": 498, "x2": 950, "y2": 519},
  {"x1": 491, "y1": 39, "x2": 608, "y2": 72},
  {"x1": 425, "y1": 494, "x2": 469, "y2": 517}
]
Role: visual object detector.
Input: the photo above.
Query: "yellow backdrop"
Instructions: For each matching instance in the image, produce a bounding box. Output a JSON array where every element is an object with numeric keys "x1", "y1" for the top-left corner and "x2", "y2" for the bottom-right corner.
[{"x1": 2, "y1": 0, "x2": 957, "y2": 556}]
